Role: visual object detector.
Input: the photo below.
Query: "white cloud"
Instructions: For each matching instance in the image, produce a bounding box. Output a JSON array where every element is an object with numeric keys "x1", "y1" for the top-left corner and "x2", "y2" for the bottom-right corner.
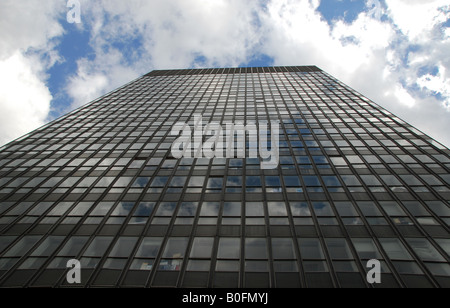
[
  {"x1": 66, "y1": 0, "x2": 263, "y2": 108},
  {"x1": 0, "y1": 0, "x2": 65, "y2": 146},
  {"x1": 2, "y1": 0, "x2": 449, "y2": 149},
  {"x1": 258, "y1": 0, "x2": 450, "y2": 147},
  {"x1": 386, "y1": 0, "x2": 449, "y2": 41},
  {"x1": 0, "y1": 53, "x2": 52, "y2": 146},
  {"x1": 417, "y1": 65, "x2": 450, "y2": 109},
  {"x1": 393, "y1": 84, "x2": 416, "y2": 108},
  {"x1": 67, "y1": 52, "x2": 139, "y2": 108}
]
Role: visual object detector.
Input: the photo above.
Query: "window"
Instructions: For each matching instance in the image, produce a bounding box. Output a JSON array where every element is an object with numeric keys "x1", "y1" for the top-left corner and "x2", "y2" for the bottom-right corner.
[
  {"x1": 4, "y1": 236, "x2": 42, "y2": 257},
  {"x1": 265, "y1": 176, "x2": 282, "y2": 193},
  {"x1": 0, "y1": 236, "x2": 17, "y2": 254},
  {"x1": 425, "y1": 263, "x2": 450, "y2": 277},
  {"x1": 351, "y1": 238, "x2": 382, "y2": 260},
  {"x1": 245, "y1": 238, "x2": 268, "y2": 272},
  {"x1": 148, "y1": 176, "x2": 169, "y2": 192},
  {"x1": 246, "y1": 176, "x2": 262, "y2": 193},
  {"x1": 206, "y1": 177, "x2": 223, "y2": 192},
  {"x1": 223, "y1": 202, "x2": 241, "y2": 217},
  {"x1": 272, "y1": 238, "x2": 296, "y2": 259},
  {"x1": 245, "y1": 202, "x2": 264, "y2": 217},
  {"x1": 187, "y1": 176, "x2": 205, "y2": 193},
  {"x1": 426, "y1": 201, "x2": 450, "y2": 216},
  {"x1": 325, "y1": 238, "x2": 354, "y2": 260},
  {"x1": 189, "y1": 238, "x2": 214, "y2": 259},
  {"x1": 168, "y1": 176, "x2": 187, "y2": 192},
  {"x1": 159, "y1": 237, "x2": 189, "y2": 271},
  {"x1": 245, "y1": 238, "x2": 268, "y2": 259},
  {"x1": 217, "y1": 238, "x2": 240, "y2": 259},
  {"x1": 267, "y1": 202, "x2": 288, "y2": 217},
  {"x1": 360, "y1": 175, "x2": 382, "y2": 186},
  {"x1": 402, "y1": 201, "x2": 429, "y2": 216},
  {"x1": 334, "y1": 202, "x2": 358, "y2": 217},
  {"x1": 435, "y1": 239, "x2": 450, "y2": 256},
  {"x1": 357, "y1": 201, "x2": 382, "y2": 217},
  {"x1": 131, "y1": 237, "x2": 163, "y2": 271},
  {"x1": 284, "y1": 176, "x2": 302, "y2": 192},
  {"x1": 298, "y1": 238, "x2": 328, "y2": 272},
  {"x1": 226, "y1": 176, "x2": 242, "y2": 193},
  {"x1": 130, "y1": 202, "x2": 155, "y2": 224},
  {"x1": 272, "y1": 238, "x2": 298, "y2": 272},
  {"x1": 379, "y1": 175, "x2": 402, "y2": 186},
  {"x1": 83, "y1": 237, "x2": 114, "y2": 257},
  {"x1": 57, "y1": 236, "x2": 89, "y2": 257},
  {"x1": 132, "y1": 177, "x2": 150, "y2": 188},
  {"x1": 90, "y1": 202, "x2": 114, "y2": 216},
  {"x1": 200, "y1": 202, "x2": 220, "y2": 216},
  {"x1": 298, "y1": 238, "x2": 325, "y2": 259},
  {"x1": 379, "y1": 239, "x2": 413, "y2": 260},
  {"x1": 406, "y1": 238, "x2": 445, "y2": 262},
  {"x1": 296, "y1": 156, "x2": 311, "y2": 165},
  {"x1": 379, "y1": 201, "x2": 406, "y2": 216},
  {"x1": 329, "y1": 156, "x2": 347, "y2": 166},
  {"x1": 392, "y1": 261, "x2": 423, "y2": 275},
  {"x1": 322, "y1": 176, "x2": 341, "y2": 187},
  {"x1": 30, "y1": 236, "x2": 64, "y2": 257},
  {"x1": 399, "y1": 174, "x2": 423, "y2": 186},
  {"x1": 303, "y1": 176, "x2": 321, "y2": 187},
  {"x1": 177, "y1": 202, "x2": 198, "y2": 217},
  {"x1": 341, "y1": 175, "x2": 362, "y2": 186},
  {"x1": 216, "y1": 238, "x2": 240, "y2": 272},
  {"x1": 111, "y1": 202, "x2": 135, "y2": 216},
  {"x1": 102, "y1": 237, "x2": 139, "y2": 270},
  {"x1": 68, "y1": 202, "x2": 93, "y2": 216},
  {"x1": 313, "y1": 202, "x2": 334, "y2": 217},
  {"x1": 135, "y1": 237, "x2": 163, "y2": 258},
  {"x1": 290, "y1": 202, "x2": 311, "y2": 217},
  {"x1": 154, "y1": 202, "x2": 177, "y2": 217}
]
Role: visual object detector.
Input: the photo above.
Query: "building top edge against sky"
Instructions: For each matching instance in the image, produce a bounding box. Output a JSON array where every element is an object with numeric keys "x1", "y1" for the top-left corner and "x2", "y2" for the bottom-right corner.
[{"x1": 2, "y1": 65, "x2": 448, "y2": 154}]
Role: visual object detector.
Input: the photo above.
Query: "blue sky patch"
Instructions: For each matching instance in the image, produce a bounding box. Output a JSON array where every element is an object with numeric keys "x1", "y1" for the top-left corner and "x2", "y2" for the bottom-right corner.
[
  {"x1": 241, "y1": 54, "x2": 275, "y2": 68},
  {"x1": 317, "y1": 0, "x2": 367, "y2": 25},
  {"x1": 46, "y1": 24, "x2": 91, "y2": 119}
]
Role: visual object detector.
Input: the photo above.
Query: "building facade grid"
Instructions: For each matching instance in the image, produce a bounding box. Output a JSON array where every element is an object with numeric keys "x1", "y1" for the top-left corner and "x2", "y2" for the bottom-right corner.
[{"x1": 0, "y1": 66, "x2": 449, "y2": 288}]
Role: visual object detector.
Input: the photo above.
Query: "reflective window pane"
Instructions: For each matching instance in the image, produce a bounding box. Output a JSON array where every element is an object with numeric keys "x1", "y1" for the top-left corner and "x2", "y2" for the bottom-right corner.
[
  {"x1": 351, "y1": 238, "x2": 382, "y2": 259},
  {"x1": 83, "y1": 237, "x2": 114, "y2": 257},
  {"x1": 162, "y1": 238, "x2": 189, "y2": 258},
  {"x1": 190, "y1": 238, "x2": 214, "y2": 259},
  {"x1": 298, "y1": 238, "x2": 325, "y2": 259},
  {"x1": 379, "y1": 239, "x2": 413, "y2": 260},
  {"x1": 267, "y1": 202, "x2": 288, "y2": 217},
  {"x1": 217, "y1": 238, "x2": 240, "y2": 259},
  {"x1": 245, "y1": 238, "x2": 267, "y2": 259},
  {"x1": 406, "y1": 238, "x2": 445, "y2": 262},
  {"x1": 109, "y1": 237, "x2": 139, "y2": 258},
  {"x1": 325, "y1": 238, "x2": 354, "y2": 260},
  {"x1": 272, "y1": 238, "x2": 296, "y2": 259},
  {"x1": 135, "y1": 237, "x2": 163, "y2": 258}
]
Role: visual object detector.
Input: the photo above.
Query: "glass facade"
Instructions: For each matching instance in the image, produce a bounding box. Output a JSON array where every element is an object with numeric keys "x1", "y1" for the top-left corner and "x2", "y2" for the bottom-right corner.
[{"x1": 0, "y1": 66, "x2": 449, "y2": 288}]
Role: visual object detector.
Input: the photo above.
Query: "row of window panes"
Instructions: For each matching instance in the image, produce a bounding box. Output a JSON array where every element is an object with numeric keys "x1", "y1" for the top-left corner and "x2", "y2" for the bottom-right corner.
[{"x1": 2, "y1": 235, "x2": 448, "y2": 276}]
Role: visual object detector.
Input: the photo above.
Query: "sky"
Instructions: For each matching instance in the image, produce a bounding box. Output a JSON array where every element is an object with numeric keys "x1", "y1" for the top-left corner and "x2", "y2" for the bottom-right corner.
[{"x1": 0, "y1": 0, "x2": 449, "y2": 148}]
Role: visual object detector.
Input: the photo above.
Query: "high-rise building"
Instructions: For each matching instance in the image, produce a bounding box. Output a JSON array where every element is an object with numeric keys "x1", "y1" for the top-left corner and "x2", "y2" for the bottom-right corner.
[{"x1": 0, "y1": 66, "x2": 449, "y2": 288}]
